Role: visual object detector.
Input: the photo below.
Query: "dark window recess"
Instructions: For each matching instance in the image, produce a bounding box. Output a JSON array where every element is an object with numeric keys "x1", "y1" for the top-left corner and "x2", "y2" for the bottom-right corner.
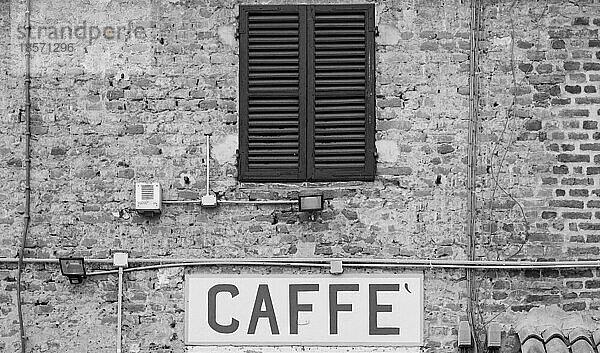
[{"x1": 239, "y1": 4, "x2": 375, "y2": 182}]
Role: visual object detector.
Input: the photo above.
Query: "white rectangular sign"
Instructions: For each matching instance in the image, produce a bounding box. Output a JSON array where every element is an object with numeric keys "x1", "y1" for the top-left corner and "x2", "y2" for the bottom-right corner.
[{"x1": 185, "y1": 274, "x2": 423, "y2": 346}]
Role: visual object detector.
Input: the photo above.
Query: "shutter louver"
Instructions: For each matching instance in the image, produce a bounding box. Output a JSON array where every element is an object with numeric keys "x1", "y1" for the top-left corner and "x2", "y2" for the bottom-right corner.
[
  {"x1": 239, "y1": 6, "x2": 307, "y2": 181},
  {"x1": 308, "y1": 6, "x2": 375, "y2": 181}
]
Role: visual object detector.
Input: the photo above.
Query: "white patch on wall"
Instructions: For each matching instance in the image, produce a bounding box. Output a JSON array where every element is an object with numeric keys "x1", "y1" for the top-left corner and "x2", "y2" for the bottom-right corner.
[
  {"x1": 218, "y1": 26, "x2": 236, "y2": 47},
  {"x1": 156, "y1": 267, "x2": 181, "y2": 289},
  {"x1": 212, "y1": 135, "x2": 237, "y2": 164},
  {"x1": 377, "y1": 24, "x2": 401, "y2": 45},
  {"x1": 491, "y1": 36, "x2": 511, "y2": 47},
  {"x1": 375, "y1": 140, "x2": 399, "y2": 163}
]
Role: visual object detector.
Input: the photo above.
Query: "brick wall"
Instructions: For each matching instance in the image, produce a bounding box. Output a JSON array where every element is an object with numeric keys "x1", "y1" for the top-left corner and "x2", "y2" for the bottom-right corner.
[{"x1": 1, "y1": 0, "x2": 599, "y2": 352}]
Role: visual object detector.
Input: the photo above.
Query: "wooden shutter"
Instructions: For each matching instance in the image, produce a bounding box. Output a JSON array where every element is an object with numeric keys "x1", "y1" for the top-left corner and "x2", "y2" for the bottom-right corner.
[
  {"x1": 239, "y1": 6, "x2": 307, "y2": 182},
  {"x1": 307, "y1": 5, "x2": 375, "y2": 181}
]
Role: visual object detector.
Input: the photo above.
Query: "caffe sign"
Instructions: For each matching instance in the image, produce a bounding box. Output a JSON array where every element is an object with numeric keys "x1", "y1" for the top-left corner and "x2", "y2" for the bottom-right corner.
[{"x1": 185, "y1": 274, "x2": 423, "y2": 346}]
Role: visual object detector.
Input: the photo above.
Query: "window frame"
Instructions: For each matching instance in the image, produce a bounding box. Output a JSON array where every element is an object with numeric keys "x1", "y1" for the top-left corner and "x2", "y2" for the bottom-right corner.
[{"x1": 238, "y1": 4, "x2": 376, "y2": 182}]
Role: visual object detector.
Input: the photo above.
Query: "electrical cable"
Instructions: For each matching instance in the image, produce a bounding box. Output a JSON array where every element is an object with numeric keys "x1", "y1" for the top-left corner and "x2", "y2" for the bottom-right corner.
[
  {"x1": 467, "y1": 0, "x2": 482, "y2": 351},
  {"x1": 5, "y1": 256, "x2": 600, "y2": 268},
  {"x1": 16, "y1": 1, "x2": 32, "y2": 352}
]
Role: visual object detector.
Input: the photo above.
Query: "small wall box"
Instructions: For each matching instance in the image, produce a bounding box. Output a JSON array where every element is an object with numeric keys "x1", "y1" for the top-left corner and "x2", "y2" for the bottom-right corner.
[{"x1": 135, "y1": 182, "x2": 162, "y2": 214}]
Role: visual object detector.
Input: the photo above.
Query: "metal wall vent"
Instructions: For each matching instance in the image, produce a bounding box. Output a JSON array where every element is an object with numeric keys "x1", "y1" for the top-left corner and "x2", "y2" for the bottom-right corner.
[{"x1": 135, "y1": 182, "x2": 162, "y2": 214}]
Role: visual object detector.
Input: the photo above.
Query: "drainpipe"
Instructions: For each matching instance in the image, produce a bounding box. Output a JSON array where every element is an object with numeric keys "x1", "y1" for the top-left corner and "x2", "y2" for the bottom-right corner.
[
  {"x1": 112, "y1": 252, "x2": 128, "y2": 353},
  {"x1": 116, "y1": 267, "x2": 124, "y2": 353}
]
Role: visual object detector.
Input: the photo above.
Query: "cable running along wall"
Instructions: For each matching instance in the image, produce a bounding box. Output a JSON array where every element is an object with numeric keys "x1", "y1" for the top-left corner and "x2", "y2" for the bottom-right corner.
[
  {"x1": 17, "y1": 0, "x2": 33, "y2": 352},
  {"x1": 467, "y1": 0, "x2": 482, "y2": 352}
]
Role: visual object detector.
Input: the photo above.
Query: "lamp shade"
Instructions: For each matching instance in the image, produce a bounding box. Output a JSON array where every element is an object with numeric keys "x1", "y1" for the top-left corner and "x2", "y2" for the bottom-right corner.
[
  {"x1": 298, "y1": 194, "x2": 324, "y2": 212},
  {"x1": 59, "y1": 258, "x2": 86, "y2": 284}
]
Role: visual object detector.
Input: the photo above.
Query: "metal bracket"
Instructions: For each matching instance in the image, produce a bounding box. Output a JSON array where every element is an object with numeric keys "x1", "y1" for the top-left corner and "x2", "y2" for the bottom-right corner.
[{"x1": 329, "y1": 260, "x2": 343, "y2": 275}]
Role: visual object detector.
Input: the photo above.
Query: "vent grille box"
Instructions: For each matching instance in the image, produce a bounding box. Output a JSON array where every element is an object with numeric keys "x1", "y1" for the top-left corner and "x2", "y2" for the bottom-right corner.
[{"x1": 135, "y1": 183, "x2": 162, "y2": 212}]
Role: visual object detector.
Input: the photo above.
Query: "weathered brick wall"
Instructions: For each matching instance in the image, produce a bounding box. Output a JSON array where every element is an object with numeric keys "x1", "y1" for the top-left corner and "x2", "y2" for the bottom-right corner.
[
  {"x1": 476, "y1": 0, "x2": 600, "y2": 326},
  {"x1": 1, "y1": 0, "x2": 599, "y2": 352}
]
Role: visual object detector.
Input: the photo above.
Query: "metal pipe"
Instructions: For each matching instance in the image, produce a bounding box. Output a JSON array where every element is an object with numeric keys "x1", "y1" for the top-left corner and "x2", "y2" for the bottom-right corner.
[
  {"x1": 4, "y1": 256, "x2": 600, "y2": 269},
  {"x1": 162, "y1": 199, "x2": 297, "y2": 205},
  {"x1": 205, "y1": 134, "x2": 210, "y2": 196},
  {"x1": 217, "y1": 200, "x2": 297, "y2": 205},
  {"x1": 116, "y1": 267, "x2": 124, "y2": 353},
  {"x1": 161, "y1": 200, "x2": 203, "y2": 204}
]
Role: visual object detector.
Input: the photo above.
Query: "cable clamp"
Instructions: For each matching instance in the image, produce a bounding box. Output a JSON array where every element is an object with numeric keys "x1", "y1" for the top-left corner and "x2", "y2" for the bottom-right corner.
[{"x1": 329, "y1": 260, "x2": 343, "y2": 275}]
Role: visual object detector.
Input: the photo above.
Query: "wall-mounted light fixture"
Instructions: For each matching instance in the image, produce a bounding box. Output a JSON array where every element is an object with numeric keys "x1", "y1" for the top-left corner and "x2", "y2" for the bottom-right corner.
[
  {"x1": 298, "y1": 193, "x2": 324, "y2": 212},
  {"x1": 59, "y1": 258, "x2": 86, "y2": 284}
]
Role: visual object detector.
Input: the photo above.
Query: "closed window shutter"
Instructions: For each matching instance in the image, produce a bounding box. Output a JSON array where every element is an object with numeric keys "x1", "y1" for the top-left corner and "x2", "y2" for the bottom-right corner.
[
  {"x1": 239, "y1": 6, "x2": 307, "y2": 181},
  {"x1": 307, "y1": 5, "x2": 375, "y2": 181}
]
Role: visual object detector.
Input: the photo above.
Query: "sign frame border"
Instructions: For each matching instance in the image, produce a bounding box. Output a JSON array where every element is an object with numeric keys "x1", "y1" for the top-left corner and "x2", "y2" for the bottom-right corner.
[{"x1": 184, "y1": 272, "x2": 424, "y2": 347}]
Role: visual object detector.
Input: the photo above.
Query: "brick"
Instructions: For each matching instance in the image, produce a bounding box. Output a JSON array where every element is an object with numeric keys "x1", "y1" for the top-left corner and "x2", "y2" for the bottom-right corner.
[
  {"x1": 559, "y1": 109, "x2": 589, "y2": 117},
  {"x1": 50, "y1": 147, "x2": 67, "y2": 155},
  {"x1": 548, "y1": 200, "x2": 584, "y2": 208},
  {"x1": 525, "y1": 294, "x2": 560, "y2": 304},
  {"x1": 564, "y1": 61, "x2": 580, "y2": 70},
  {"x1": 594, "y1": 132, "x2": 600, "y2": 140},
  {"x1": 562, "y1": 269, "x2": 594, "y2": 278},
  {"x1": 524, "y1": 119, "x2": 542, "y2": 131},
  {"x1": 518, "y1": 63, "x2": 533, "y2": 73},
  {"x1": 125, "y1": 125, "x2": 144, "y2": 134},
  {"x1": 572, "y1": 50, "x2": 593, "y2": 59},
  {"x1": 567, "y1": 132, "x2": 588, "y2": 140},
  {"x1": 569, "y1": 189, "x2": 588, "y2": 197},
  {"x1": 574, "y1": 17, "x2": 590, "y2": 25},
  {"x1": 542, "y1": 177, "x2": 558, "y2": 185},
  {"x1": 581, "y1": 144, "x2": 600, "y2": 151},
  {"x1": 528, "y1": 74, "x2": 565, "y2": 84},
  {"x1": 116, "y1": 169, "x2": 134, "y2": 179},
  {"x1": 549, "y1": 85, "x2": 561, "y2": 96},
  {"x1": 437, "y1": 144, "x2": 455, "y2": 154},
  {"x1": 579, "y1": 223, "x2": 600, "y2": 230},
  {"x1": 562, "y1": 212, "x2": 592, "y2": 219},
  {"x1": 552, "y1": 98, "x2": 570, "y2": 105},
  {"x1": 557, "y1": 154, "x2": 590, "y2": 163},
  {"x1": 527, "y1": 51, "x2": 546, "y2": 61},
  {"x1": 588, "y1": 201, "x2": 600, "y2": 208},
  {"x1": 551, "y1": 40, "x2": 565, "y2": 49},
  {"x1": 536, "y1": 63, "x2": 553, "y2": 73},
  {"x1": 541, "y1": 211, "x2": 557, "y2": 219},
  {"x1": 556, "y1": 189, "x2": 566, "y2": 196},
  {"x1": 563, "y1": 302, "x2": 586, "y2": 311},
  {"x1": 584, "y1": 86, "x2": 597, "y2": 93},
  {"x1": 583, "y1": 62, "x2": 600, "y2": 71},
  {"x1": 553, "y1": 165, "x2": 569, "y2": 174},
  {"x1": 561, "y1": 178, "x2": 594, "y2": 185},
  {"x1": 588, "y1": 167, "x2": 600, "y2": 175},
  {"x1": 576, "y1": 97, "x2": 600, "y2": 104},
  {"x1": 107, "y1": 89, "x2": 125, "y2": 100},
  {"x1": 565, "y1": 85, "x2": 581, "y2": 94},
  {"x1": 583, "y1": 121, "x2": 598, "y2": 129},
  {"x1": 516, "y1": 40, "x2": 534, "y2": 49},
  {"x1": 549, "y1": 29, "x2": 572, "y2": 38},
  {"x1": 570, "y1": 73, "x2": 587, "y2": 83}
]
